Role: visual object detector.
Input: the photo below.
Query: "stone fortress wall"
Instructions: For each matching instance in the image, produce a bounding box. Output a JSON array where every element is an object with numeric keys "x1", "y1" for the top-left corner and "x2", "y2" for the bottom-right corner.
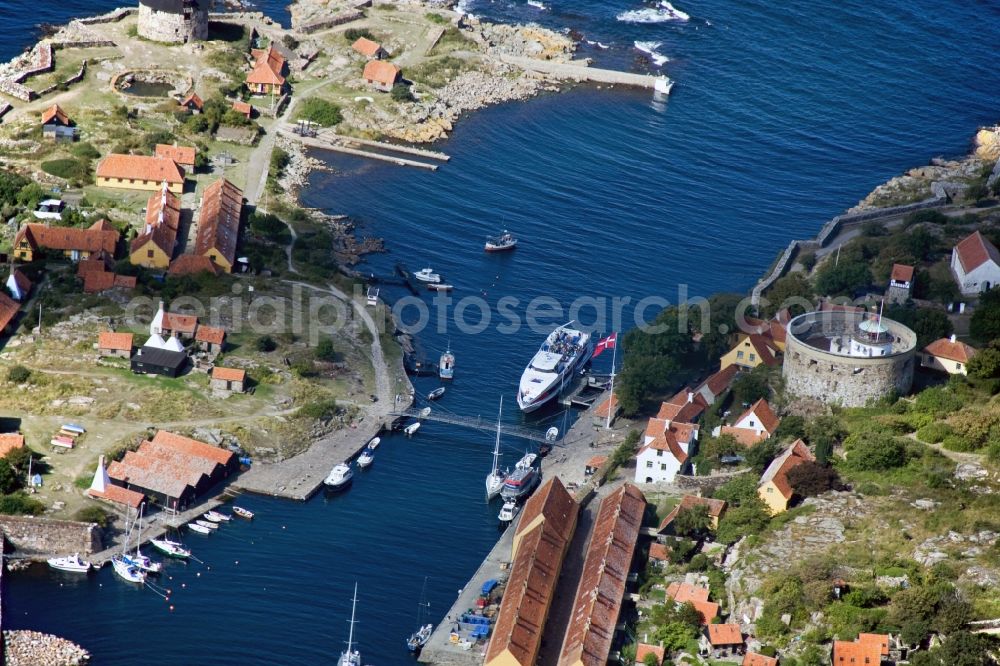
[
  {"x1": 138, "y1": 1, "x2": 209, "y2": 44},
  {"x1": 0, "y1": 516, "x2": 101, "y2": 557},
  {"x1": 782, "y1": 310, "x2": 917, "y2": 407}
]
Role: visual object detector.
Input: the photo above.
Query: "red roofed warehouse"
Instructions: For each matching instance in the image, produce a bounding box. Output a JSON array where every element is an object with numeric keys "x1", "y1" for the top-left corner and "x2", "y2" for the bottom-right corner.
[
  {"x1": 195, "y1": 178, "x2": 243, "y2": 273},
  {"x1": 96, "y1": 154, "x2": 185, "y2": 194},
  {"x1": 13, "y1": 219, "x2": 120, "y2": 263},
  {"x1": 155, "y1": 143, "x2": 197, "y2": 169}
]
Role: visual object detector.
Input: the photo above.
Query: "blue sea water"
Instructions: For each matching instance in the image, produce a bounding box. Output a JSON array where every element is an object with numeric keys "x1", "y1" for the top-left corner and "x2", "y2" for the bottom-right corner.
[{"x1": 2, "y1": 0, "x2": 1000, "y2": 664}]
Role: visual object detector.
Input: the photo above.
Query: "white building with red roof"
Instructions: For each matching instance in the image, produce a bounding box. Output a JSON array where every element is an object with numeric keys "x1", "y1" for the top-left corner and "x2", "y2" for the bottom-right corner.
[
  {"x1": 951, "y1": 230, "x2": 1000, "y2": 295},
  {"x1": 888, "y1": 263, "x2": 914, "y2": 304},
  {"x1": 714, "y1": 398, "x2": 781, "y2": 446},
  {"x1": 921, "y1": 335, "x2": 977, "y2": 375}
]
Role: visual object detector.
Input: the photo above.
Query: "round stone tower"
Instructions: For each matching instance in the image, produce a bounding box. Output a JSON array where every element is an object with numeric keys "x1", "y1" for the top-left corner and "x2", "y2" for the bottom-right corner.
[
  {"x1": 137, "y1": 0, "x2": 209, "y2": 44},
  {"x1": 782, "y1": 309, "x2": 917, "y2": 407}
]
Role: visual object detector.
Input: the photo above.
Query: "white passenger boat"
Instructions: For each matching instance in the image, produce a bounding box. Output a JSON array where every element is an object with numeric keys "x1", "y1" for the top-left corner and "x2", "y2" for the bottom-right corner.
[
  {"x1": 47, "y1": 554, "x2": 91, "y2": 573},
  {"x1": 324, "y1": 462, "x2": 354, "y2": 490},
  {"x1": 516, "y1": 322, "x2": 593, "y2": 412},
  {"x1": 414, "y1": 268, "x2": 441, "y2": 283},
  {"x1": 357, "y1": 448, "x2": 375, "y2": 469},
  {"x1": 111, "y1": 554, "x2": 145, "y2": 584},
  {"x1": 439, "y1": 346, "x2": 455, "y2": 380},
  {"x1": 150, "y1": 537, "x2": 191, "y2": 558},
  {"x1": 404, "y1": 422, "x2": 421, "y2": 437},
  {"x1": 500, "y1": 453, "x2": 541, "y2": 501},
  {"x1": 188, "y1": 522, "x2": 212, "y2": 535}
]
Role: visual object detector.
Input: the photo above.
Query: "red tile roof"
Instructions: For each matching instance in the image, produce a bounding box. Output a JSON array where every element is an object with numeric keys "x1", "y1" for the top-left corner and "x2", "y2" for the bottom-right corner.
[
  {"x1": 666, "y1": 582, "x2": 710, "y2": 604},
  {"x1": 514, "y1": 476, "x2": 577, "y2": 546},
  {"x1": 923, "y1": 337, "x2": 977, "y2": 363},
  {"x1": 689, "y1": 599, "x2": 720, "y2": 625},
  {"x1": 648, "y1": 542, "x2": 669, "y2": 562},
  {"x1": 195, "y1": 178, "x2": 243, "y2": 269},
  {"x1": 162, "y1": 311, "x2": 198, "y2": 335},
  {"x1": 76, "y1": 254, "x2": 111, "y2": 276},
  {"x1": 195, "y1": 325, "x2": 226, "y2": 345},
  {"x1": 363, "y1": 60, "x2": 401, "y2": 86},
  {"x1": 82, "y1": 270, "x2": 114, "y2": 294},
  {"x1": 212, "y1": 366, "x2": 246, "y2": 382},
  {"x1": 593, "y1": 393, "x2": 619, "y2": 418},
  {"x1": 155, "y1": 144, "x2": 196, "y2": 168},
  {"x1": 891, "y1": 263, "x2": 914, "y2": 282},
  {"x1": 736, "y1": 398, "x2": 780, "y2": 435},
  {"x1": 98, "y1": 331, "x2": 134, "y2": 352},
  {"x1": 252, "y1": 45, "x2": 286, "y2": 74},
  {"x1": 699, "y1": 364, "x2": 739, "y2": 398},
  {"x1": 15, "y1": 220, "x2": 119, "y2": 255},
  {"x1": 168, "y1": 254, "x2": 219, "y2": 276},
  {"x1": 558, "y1": 484, "x2": 645, "y2": 666},
  {"x1": 352, "y1": 37, "x2": 384, "y2": 57},
  {"x1": 707, "y1": 623, "x2": 743, "y2": 647},
  {"x1": 640, "y1": 428, "x2": 688, "y2": 465},
  {"x1": 658, "y1": 495, "x2": 727, "y2": 532},
  {"x1": 246, "y1": 57, "x2": 285, "y2": 86},
  {"x1": 114, "y1": 274, "x2": 137, "y2": 289},
  {"x1": 0, "y1": 433, "x2": 25, "y2": 457},
  {"x1": 858, "y1": 633, "x2": 889, "y2": 656},
  {"x1": 759, "y1": 439, "x2": 815, "y2": 501},
  {"x1": 9, "y1": 268, "x2": 31, "y2": 295},
  {"x1": 96, "y1": 154, "x2": 184, "y2": 184},
  {"x1": 151, "y1": 430, "x2": 236, "y2": 467},
  {"x1": 954, "y1": 231, "x2": 1000, "y2": 274},
  {"x1": 743, "y1": 652, "x2": 778, "y2": 666},
  {"x1": 635, "y1": 644, "x2": 664, "y2": 666},
  {"x1": 181, "y1": 92, "x2": 203, "y2": 110},
  {"x1": 720, "y1": 425, "x2": 768, "y2": 447},
  {"x1": 0, "y1": 292, "x2": 19, "y2": 332},
  {"x1": 88, "y1": 484, "x2": 144, "y2": 509},
  {"x1": 586, "y1": 455, "x2": 607, "y2": 470},
  {"x1": 41, "y1": 104, "x2": 70, "y2": 126},
  {"x1": 232, "y1": 100, "x2": 252, "y2": 117},
  {"x1": 832, "y1": 636, "x2": 884, "y2": 666},
  {"x1": 656, "y1": 387, "x2": 708, "y2": 423}
]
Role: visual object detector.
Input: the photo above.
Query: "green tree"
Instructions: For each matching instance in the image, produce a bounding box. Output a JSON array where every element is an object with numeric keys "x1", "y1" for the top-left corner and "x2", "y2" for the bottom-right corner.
[
  {"x1": 642, "y1": 652, "x2": 660, "y2": 666},
  {"x1": 844, "y1": 429, "x2": 907, "y2": 471},
  {"x1": 713, "y1": 473, "x2": 759, "y2": 505},
  {"x1": 716, "y1": 498, "x2": 771, "y2": 544},
  {"x1": 745, "y1": 439, "x2": 781, "y2": 473},
  {"x1": 968, "y1": 345, "x2": 1000, "y2": 379},
  {"x1": 971, "y1": 288, "x2": 1000, "y2": 343},
  {"x1": 390, "y1": 84, "x2": 415, "y2": 103},
  {"x1": 617, "y1": 307, "x2": 698, "y2": 415},
  {"x1": 763, "y1": 272, "x2": 814, "y2": 317},
  {"x1": 732, "y1": 364, "x2": 772, "y2": 406},
  {"x1": 774, "y1": 414, "x2": 806, "y2": 442},
  {"x1": 806, "y1": 415, "x2": 845, "y2": 465},
  {"x1": 6, "y1": 365, "x2": 31, "y2": 384},
  {"x1": 887, "y1": 306, "x2": 953, "y2": 348},
  {"x1": 785, "y1": 461, "x2": 838, "y2": 498},
  {"x1": 297, "y1": 98, "x2": 343, "y2": 126},
  {"x1": 255, "y1": 335, "x2": 278, "y2": 352},
  {"x1": 814, "y1": 261, "x2": 872, "y2": 297},
  {"x1": 673, "y1": 505, "x2": 711, "y2": 538}
]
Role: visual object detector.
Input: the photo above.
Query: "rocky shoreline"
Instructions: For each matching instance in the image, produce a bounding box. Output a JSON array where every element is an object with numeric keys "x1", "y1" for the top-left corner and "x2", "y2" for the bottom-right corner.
[{"x1": 4, "y1": 630, "x2": 91, "y2": 666}]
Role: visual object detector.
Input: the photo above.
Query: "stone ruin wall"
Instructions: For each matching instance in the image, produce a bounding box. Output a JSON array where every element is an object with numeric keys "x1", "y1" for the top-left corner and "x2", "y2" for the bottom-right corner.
[
  {"x1": 137, "y1": 3, "x2": 209, "y2": 43},
  {"x1": 0, "y1": 516, "x2": 101, "y2": 557}
]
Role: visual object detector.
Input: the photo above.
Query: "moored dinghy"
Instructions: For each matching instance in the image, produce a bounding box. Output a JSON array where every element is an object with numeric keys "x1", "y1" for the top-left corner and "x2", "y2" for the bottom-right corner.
[
  {"x1": 205, "y1": 510, "x2": 231, "y2": 522},
  {"x1": 404, "y1": 422, "x2": 421, "y2": 437},
  {"x1": 195, "y1": 519, "x2": 219, "y2": 530},
  {"x1": 366, "y1": 437, "x2": 381, "y2": 450},
  {"x1": 357, "y1": 447, "x2": 375, "y2": 469},
  {"x1": 187, "y1": 522, "x2": 212, "y2": 535},
  {"x1": 232, "y1": 506, "x2": 254, "y2": 520},
  {"x1": 428, "y1": 387, "x2": 445, "y2": 400}
]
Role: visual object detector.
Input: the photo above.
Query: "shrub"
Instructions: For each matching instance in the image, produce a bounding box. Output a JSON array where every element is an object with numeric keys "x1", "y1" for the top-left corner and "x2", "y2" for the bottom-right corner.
[
  {"x1": 426, "y1": 12, "x2": 449, "y2": 24},
  {"x1": 6, "y1": 365, "x2": 31, "y2": 384},
  {"x1": 940, "y1": 433, "x2": 976, "y2": 452},
  {"x1": 297, "y1": 98, "x2": 343, "y2": 126},
  {"x1": 344, "y1": 28, "x2": 374, "y2": 42},
  {"x1": 814, "y1": 261, "x2": 871, "y2": 297},
  {"x1": 390, "y1": 84, "x2": 415, "y2": 103},
  {"x1": 916, "y1": 422, "x2": 952, "y2": 444},
  {"x1": 298, "y1": 399, "x2": 340, "y2": 421},
  {"x1": 904, "y1": 209, "x2": 949, "y2": 228},
  {"x1": 844, "y1": 430, "x2": 907, "y2": 471},
  {"x1": 255, "y1": 335, "x2": 277, "y2": 352},
  {"x1": 314, "y1": 338, "x2": 340, "y2": 363},
  {"x1": 40, "y1": 158, "x2": 90, "y2": 185},
  {"x1": 70, "y1": 142, "x2": 101, "y2": 160},
  {"x1": 74, "y1": 506, "x2": 110, "y2": 527},
  {"x1": 0, "y1": 493, "x2": 45, "y2": 516}
]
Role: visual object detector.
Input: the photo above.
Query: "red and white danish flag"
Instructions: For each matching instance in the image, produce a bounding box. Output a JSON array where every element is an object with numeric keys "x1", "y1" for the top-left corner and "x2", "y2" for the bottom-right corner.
[{"x1": 592, "y1": 332, "x2": 617, "y2": 359}]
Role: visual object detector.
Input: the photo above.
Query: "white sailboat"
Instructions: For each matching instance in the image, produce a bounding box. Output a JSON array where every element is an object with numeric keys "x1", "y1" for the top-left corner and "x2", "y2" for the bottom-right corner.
[
  {"x1": 485, "y1": 397, "x2": 508, "y2": 500},
  {"x1": 406, "y1": 576, "x2": 433, "y2": 652},
  {"x1": 111, "y1": 554, "x2": 145, "y2": 584},
  {"x1": 339, "y1": 583, "x2": 362, "y2": 666},
  {"x1": 124, "y1": 505, "x2": 162, "y2": 574}
]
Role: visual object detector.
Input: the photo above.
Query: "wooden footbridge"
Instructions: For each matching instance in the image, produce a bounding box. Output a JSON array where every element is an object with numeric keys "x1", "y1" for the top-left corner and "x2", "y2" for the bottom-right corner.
[{"x1": 390, "y1": 407, "x2": 562, "y2": 445}]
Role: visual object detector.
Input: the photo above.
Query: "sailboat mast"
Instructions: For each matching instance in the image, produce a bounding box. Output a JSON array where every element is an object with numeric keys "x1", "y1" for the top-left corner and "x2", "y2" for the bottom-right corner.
[
  {"x1": 346, "y1": 583, "x2": 358, "y2": 653},
  {"x1": 492, "y1": 396, "x2": 503, "y2": 474},
  {"x1": 135, "y1": 505, "x2": 143, "y2": 556}
]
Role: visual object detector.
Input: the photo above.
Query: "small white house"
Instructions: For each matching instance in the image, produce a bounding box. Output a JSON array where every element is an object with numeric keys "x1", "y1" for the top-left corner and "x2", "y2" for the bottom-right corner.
[
  {"x1": 33, "y1": 199, "x2": 64, "y2": 221},
  {"x1": 635, "y1": 417, "x2": 698, "y2": 484},
  {"x1": 952, "y1": 231, "x2": 1000, "y2": 295},
  {"x1": 713, "y1": 398, "x2": 780, "y2": 446},
  {"x1": 5, "y1": 269, "x2": 30, "y2": 301}
]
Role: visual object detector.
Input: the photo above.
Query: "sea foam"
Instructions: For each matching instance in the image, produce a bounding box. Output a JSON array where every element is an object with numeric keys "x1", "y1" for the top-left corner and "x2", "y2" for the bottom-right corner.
[{"x1": 617, "y1": 2, "x2": 690, "y2": 23}]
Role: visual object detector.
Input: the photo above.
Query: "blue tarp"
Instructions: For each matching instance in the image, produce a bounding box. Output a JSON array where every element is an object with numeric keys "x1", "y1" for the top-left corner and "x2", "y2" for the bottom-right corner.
[{"x1": 481, "y1": 579, "x2": 498, "y2": 596}]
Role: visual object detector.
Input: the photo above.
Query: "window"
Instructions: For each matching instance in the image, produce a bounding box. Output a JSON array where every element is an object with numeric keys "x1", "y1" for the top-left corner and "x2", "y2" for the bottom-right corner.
[
  {"x1": 646, "y1": 461, "x2": 653, "y2": 468},
  {"x1": 656, "y1": 450, "x2": 663, "y2": 457},
  {"x1": 147, "y1": 250, "x2": 154, "y2": 258},
  {"x1": 737, "y1": 351, "x2": 744, "y2": 360},
  {"x1": 766, "y1": 486, "x2": 773, "y2": 493},
  {"x1": 957, "y1": 362, "x2": 963, "y2": 370},
  {"x1": 749, "y1": 353, "x2": 756, "y2": 362},
  {"x1": 660, "y1": 463, "x2": 667, "y2": 471},
  {"x1": 749, "y1": 420, "x2": 756, "y2": 427}
]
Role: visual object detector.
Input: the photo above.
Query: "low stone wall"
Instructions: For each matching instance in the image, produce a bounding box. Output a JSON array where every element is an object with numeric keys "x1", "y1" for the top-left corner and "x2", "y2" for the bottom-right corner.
[
  {"x1": 675, "y1": 468, "x2": 751, "y2": 493},
  {"x1": 300, "y1": 9, "x2": 365, "y2": 34},
  {"x1": 0, "y1": 103, "x2": 11, "y2": 123},
  {"x1": 35, "y1": 61, "x2": 87, "y2": 98},
  {"x1": 0, "y1": 79, "x2": 33, "y2": 102},
  {"x1": 51, "y1": 41, "x2": 117, "y2": 50},
  {"x1": 77, "y1": 7, "x2": 135, "y2": 25},
  {"x1": 0, "y1": 516, "x2": 101, "y2": 557}
]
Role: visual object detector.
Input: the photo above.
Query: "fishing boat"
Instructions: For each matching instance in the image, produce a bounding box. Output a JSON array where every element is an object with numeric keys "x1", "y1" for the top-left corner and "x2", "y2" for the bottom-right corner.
[
  {"x1": 339, "y1": 583, "x2": 363, "y2": 666},
  {"x1": 150, "y1": 537, "x2": 191, "y2": 558},
  {"x1": 498, "y1": 499, "x2": 520, "y2": 524},
  {"x1": 485, "y1": 397, "x2": 507, "y2": 500},
  {"x1": 195, "y1": 519, "x2": 219, "y2": 530},
  {"x1": 500, "y1": 453, "x2": 540, "y2": 500},
  {"x1": 414, "y1": 268, "x2": 441, "y2": 284},
  {"x1": 188, "y1": 522, "x2": 212, "y2": 535},
  {"x1": 404, "y1": 422, "x2": 421, "y2": 437},
  {"x1": 406, "y1": 577, "x2": 433, "y2": 653},
  {"x1": 357, "y1": 448, "x2": 374, "y2": 469},
  {"x1": 439, "y1": 346, "x2": 455, "y2": 380},
  {"x1": 232, "y1": 506, "x2": 254, "y2": 520},
  {"x1": 485, "y1": 230, "x2": 518, "y2": 252},
  {"x1": 428, "y1": 387, "x2": 445, "y2": 400},
  {"x1": 126, "y1": 506, "x2": 162, "y2": 574},
  {"x1": 111, "y1": 554, "x2": 145, "y2": 584},
  {"x1": 324, "y1": 462, "x2": 354, "y2": 490},
  {"x1": 427, "y1": 283, "x2": 453, "y2": 292},
  {"x1": 367, "y1": 437, "x2": 381, "y2": 450},
  {"x1": 47, "y1": 554, "x2": 90, "y2": 573},
  {"x1": 517, "y1": 322, "x2": 594, "y2": 412}
]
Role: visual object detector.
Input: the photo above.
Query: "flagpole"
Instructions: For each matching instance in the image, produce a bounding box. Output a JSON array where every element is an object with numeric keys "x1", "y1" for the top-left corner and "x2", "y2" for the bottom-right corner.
[{"x1": 606, "y1": 334, "x2": 617, "y2": 430}]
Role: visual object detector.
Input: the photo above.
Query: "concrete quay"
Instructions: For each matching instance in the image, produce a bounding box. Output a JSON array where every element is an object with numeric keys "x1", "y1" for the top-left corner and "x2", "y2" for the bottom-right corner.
[
  {"x1": 278, "y1": 127, "x2": 441, "y2": 171},
  {"x1": 499, "y1": 55, "x2": 670, "y2": 90}
]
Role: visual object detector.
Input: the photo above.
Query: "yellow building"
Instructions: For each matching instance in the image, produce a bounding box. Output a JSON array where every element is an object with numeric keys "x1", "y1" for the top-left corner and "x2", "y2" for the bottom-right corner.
[
  {"x1": 13, "y1": 220, "x2": 119, "y2": 263},
  {"x1": 96, "y1": 154, "x2": 184, "y2": 194},
  {"x1": 194, "y1": 178, "x2": 244, "y2": 274},
  {"x1": 720, "y1": 333, "x2": 780, "y2": 371},
  {"x1": 757, "y1": 439, "x2": 814, "y2": 515},
  {"x1": 920, "y1": 336, "x2": 977, "y2": 376},
  {"x1": 130, "y1": 185, "x2": 180, "y2": 269}
]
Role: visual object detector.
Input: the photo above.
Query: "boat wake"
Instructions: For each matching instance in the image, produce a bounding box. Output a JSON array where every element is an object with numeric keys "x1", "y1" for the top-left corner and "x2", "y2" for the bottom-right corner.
[
  {"x1": 617, "y1": 1, "x2": 690, "y2": 24},
  {"x1": 634, "y1": 40, "x2": 670, "y2": 66}
]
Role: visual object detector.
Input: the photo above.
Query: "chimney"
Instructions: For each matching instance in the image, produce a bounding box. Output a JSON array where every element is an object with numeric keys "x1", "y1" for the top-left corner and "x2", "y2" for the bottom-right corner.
[
  {"x1": 687, "y1": 391, "x2": 694, "y2": 404},
  {"x1": 950, "y1": 334, "x2": 957, "y2": 343}
]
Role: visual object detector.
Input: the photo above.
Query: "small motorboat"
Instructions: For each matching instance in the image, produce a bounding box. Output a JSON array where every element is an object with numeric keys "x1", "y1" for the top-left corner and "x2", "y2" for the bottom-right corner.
[
  {"x1": 367, "y1": 437, "x2": 381, "y2": 450},
  {"x1": 150, "y1": 538, "x2": 191, "y2": 558},
  {"x1": 406, "y1": 623, "x2": 433, "y2": 652},
  {"x1": 427, "y1": 283, "x2": 453, "y2": 292},
  {"x1": 485, "y1": 230, "x2": 518, "y2": 252},
  {"x1": 232, "y1": 506, "x2": 254, "y2": 520},
  {"x1": 47, "y1": 554, "x2": 90, "y2": 573},
  {"x1": 428, "y1": 387, "x2": 445, "y2": 400},
  {"x1": 357, "y1": 448, "x2": 375, "y2": 469},
  {"x1": 111, "y1": 555, "x2": 145, "y2": 584},
  {"x1": 404, "y1": 422, "x2": 421, "y2": 437},
  {"x1": 188, "y1": 522, "x2": 212, "y2": 535},
  {"x1": 498, "y1": 499, "x2": 520, "y2": 524},
  {"x1": 414, "y1": 268, "x2": 441, "y2": 284},
  {"x1": 545, "y1": 427, "x2": 559, "y2": 442},
  {"x1": 195, "y1": 519, "x2": 219, "y2": 531},
  {"x1": 205, "y1": 510, "x2": 231, "y2": 522},
  {"x1": 419, "y1": 407, "x2": 432, "y2": 418},
  {"x1": 325, "y1": 462, "x2": 354, "y2": 490},
  {"x1": 439, "y1": 347, "x2": 455, "y2": 380}
]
